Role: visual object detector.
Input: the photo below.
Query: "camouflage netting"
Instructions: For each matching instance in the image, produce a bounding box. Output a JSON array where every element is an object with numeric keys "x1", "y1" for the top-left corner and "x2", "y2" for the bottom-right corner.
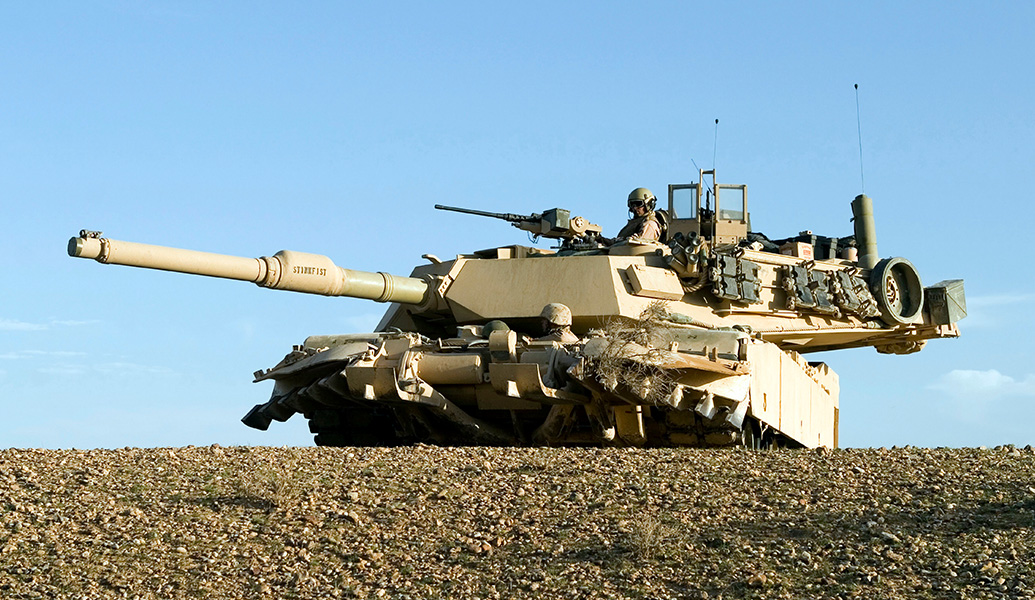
[{"x1": 588, "y1": 301, "x2": 679, "y2": 406}]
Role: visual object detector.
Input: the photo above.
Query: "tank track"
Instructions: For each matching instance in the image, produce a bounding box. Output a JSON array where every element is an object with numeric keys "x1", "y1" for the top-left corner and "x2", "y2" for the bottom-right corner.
[{"x1": 261, "y1": 372, "x2": 792, "y2": 449}]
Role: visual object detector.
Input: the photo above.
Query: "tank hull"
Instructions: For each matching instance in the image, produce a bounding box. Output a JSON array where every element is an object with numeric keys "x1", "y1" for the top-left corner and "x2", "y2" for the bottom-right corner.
[{"x1": 248, "y1": 325, "x2": 837, "y2": 449}]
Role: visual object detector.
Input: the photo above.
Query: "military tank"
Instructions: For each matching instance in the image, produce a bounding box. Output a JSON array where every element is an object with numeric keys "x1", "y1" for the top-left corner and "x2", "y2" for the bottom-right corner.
[{"x1": 68, "y1": 170, "x2": 965, "y2": 448}]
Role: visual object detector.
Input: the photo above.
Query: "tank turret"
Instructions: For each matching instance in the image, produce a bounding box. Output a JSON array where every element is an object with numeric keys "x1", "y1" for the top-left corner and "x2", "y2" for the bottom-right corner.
[{"x1": 67, "y1": 174, "x2": 965, "y2": 449}]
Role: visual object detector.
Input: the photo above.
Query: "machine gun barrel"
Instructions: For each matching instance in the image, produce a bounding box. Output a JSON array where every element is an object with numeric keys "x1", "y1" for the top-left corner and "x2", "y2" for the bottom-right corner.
[
  {"x1": 435, "y1": 204, "x2": 602, "y2": 240},
  {"x1": 68, "y1": 231, "x2": 430, "y2": 305},
  {"x1": 434, "y1": 204, "x2": 535, "y2": 224}
]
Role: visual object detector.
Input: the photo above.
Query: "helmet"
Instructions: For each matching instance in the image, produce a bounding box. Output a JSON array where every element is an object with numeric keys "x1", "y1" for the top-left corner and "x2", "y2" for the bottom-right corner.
[
  {"x1": 481, "y1": 319, "x2": 511, "y2": 338},
  {"x1": 539, "y1": 303, "x2": 572, "y2": 327},
  {"x1": 627, "y1": 187, "x2": 656, "y2": 211}
]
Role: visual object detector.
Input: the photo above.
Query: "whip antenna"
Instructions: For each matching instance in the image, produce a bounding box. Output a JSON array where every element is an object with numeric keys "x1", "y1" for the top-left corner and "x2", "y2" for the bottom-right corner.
[
  {"x1": 712, "y1": 118, "x2": 719, "y2": 171},
  {"x1": 855, "y1": 84, "x2": 865, "y2": 194}
]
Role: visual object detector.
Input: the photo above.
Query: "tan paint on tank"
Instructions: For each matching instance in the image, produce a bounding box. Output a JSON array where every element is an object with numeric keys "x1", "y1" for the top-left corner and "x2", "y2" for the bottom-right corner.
[{"x1": 443, "y1": 254, "x2": 682, "y2": 326}]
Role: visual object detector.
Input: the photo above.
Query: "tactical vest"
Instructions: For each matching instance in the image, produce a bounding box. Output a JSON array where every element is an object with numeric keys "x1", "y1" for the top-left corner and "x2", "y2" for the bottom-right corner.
[{"x1": 617, "y1": 211, "x2": 661, "y2": 241}]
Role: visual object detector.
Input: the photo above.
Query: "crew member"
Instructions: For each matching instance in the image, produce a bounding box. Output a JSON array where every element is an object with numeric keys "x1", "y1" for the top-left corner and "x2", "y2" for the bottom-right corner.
[
  {"x1": 614, "y1": 187, "x2": 662, "y2": 242},
  {"x1": 537, "y1": 303, "x2": 579, "y2": 344}
]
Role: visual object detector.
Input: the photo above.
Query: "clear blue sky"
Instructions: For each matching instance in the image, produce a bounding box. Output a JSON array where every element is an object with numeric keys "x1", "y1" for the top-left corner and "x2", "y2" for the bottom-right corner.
[{"x1": 3, "y1": 2, "x2": 1033, "y2": 448}]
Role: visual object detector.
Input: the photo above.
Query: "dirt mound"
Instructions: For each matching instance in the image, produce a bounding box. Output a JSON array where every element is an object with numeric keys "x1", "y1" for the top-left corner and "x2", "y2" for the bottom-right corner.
[{"x1": 2, "y1": 445, "x2": 1034, "y2": 599}]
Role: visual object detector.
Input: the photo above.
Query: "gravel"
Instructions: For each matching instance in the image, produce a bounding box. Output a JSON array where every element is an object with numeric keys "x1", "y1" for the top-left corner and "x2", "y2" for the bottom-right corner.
[{"x1": 2, "y1": 445, "x2": 1034, "y2": 599}]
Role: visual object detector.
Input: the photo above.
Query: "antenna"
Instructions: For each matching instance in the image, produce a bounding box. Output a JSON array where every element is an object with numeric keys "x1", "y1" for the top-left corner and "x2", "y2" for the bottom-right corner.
[
  {"x1": 855, "y1": 84, "x2": 865, "y2": 194},
  {"x1": 712, "y1": 118, "x2": 719, "y2": 171}
]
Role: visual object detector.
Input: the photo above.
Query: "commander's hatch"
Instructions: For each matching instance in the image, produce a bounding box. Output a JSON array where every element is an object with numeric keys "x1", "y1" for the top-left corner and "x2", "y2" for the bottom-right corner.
[{"x1": 667, "y1": 170, "x2": 749, "y2": 245}]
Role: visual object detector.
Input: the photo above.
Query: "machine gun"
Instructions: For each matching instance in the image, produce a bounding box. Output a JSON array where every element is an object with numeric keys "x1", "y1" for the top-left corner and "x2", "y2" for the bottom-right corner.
[{"x1": 435, "y1": 205, "x2": 603, "y2": 243}]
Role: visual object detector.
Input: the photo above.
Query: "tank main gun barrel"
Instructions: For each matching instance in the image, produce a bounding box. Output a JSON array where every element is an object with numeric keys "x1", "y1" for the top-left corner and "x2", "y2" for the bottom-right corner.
[{"x1": 67, "y1": 231, "x2": 430, "y2": 305}]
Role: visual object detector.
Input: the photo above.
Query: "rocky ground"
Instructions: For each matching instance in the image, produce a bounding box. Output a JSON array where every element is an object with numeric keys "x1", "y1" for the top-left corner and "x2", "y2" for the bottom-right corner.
[{"x1": 1, "y1": 445, "x2": 1034, "y2": 600}]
